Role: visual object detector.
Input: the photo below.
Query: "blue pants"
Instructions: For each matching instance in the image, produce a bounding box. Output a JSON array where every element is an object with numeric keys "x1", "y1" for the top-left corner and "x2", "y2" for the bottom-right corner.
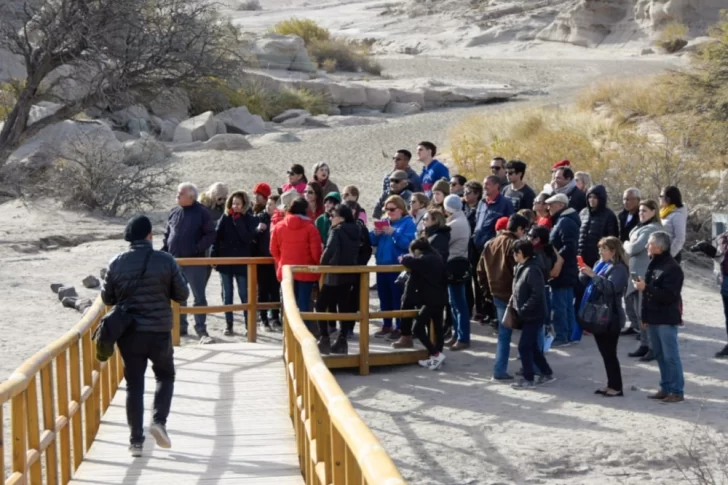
[
  {"x1": 294, "y1": 281, "x2": 315, "y2": 312},
  {"x1": 493, "y1": 297, "x2": 512, "y2": 377},
  {"x1": 551, "y1": 287, "x2": 576, "y2": 343},
  {"x1": 448, "y1": 282, "x2": 470, "y2": 344},
  {"x1": 649, "y1": 324, "x2": 684, "y2": 396},
  {"x1": 180, "y1": 265, "x2": 209, "y2": 335},
  {"x1": 220, "y1": 271, "x2": 248, "y2": 325},
  {"x1": 377, "y1": 272, "x2": 402, "y2": 329}
]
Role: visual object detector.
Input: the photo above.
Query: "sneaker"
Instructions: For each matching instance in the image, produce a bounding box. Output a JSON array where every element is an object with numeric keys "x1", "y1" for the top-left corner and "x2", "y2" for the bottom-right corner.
[
  {"x1": 374, "y1": 327, "x2": 393, "y2": 338},
  {"x1": 492, "y1": 373, "x2": 514, "y2": 381},
  {"x1": 318, "y1": 337, "x2": 331, "y2": 355},
  {"x1": 391, "y1": 336, "x2": 413, "y2": 349},
  {"x1": 418, "y1": 353, "x2": 446, "y2": 371},
  {"x1": 129, "y1": 443, "x2": 143, "y2": 457},
  {"x1": 715, "y1": 344, "x2": 728, "y2": 359},
  {"x1": 550, "y1": 339, "x2": 570, "y2": 348},
  {"x1": 272, "y1": 318, "x2": 282, "y2": 329},
  {"x1": 473, "y1": 313, "x2": 485, "y2": 323},
  {"x1": 511, "y1": 379, "x2": 536, "y2": 390},
  {"x1": 330, "y1": 337, "x2": 348, "y2": 355},
  {"x1": 661, "y1": 394, "x2": 685, "y2": 404},
  {"x1": 386, "y1": 329, "x2": 402, "y2": 341},
  {"x1": 149, "y1": 423, "x2": 171, "y2": 449},
  {"x1": 516, "y1": 368, "x2": 542, "y2": 378},
  {"x1": 198, "y1": 335, "x2": 214, "y2": 345},
  {"x1": 536, "y1": 374, "x2": 557, "y2": 386},
  {"x1": 647, "y1": 390, "x2": 668, "y2": 400}
]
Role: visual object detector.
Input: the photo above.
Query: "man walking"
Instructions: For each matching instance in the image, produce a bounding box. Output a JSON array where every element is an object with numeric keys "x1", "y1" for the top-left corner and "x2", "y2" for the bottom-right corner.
[
  {"x1": 162, "y1": 182, "x2": 216, "y2": 342},
  {"x1": 502, "y1": 160, "x2": 536, "y2": 212},
  {"x1": 101, "y1": 215, "x2": 189, "y2": 457},
  {"x1": 417, "y1": 141, "x2": 449, "y2": 198},
  {"x1": 373, "y1": 150, "x2": 422, "y2": 219},
  {"x1": 619, "y1": 188, "x2": 641, "y2": 242}
]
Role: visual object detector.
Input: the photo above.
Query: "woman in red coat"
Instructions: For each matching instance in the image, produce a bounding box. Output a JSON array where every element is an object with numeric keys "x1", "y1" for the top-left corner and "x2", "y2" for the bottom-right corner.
[{"x1": 270, "y1": 198, "x2": 323, "y2": 325}]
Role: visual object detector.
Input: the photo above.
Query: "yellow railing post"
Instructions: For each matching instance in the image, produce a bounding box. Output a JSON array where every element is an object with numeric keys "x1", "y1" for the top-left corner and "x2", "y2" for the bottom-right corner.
[
  {"x1": 69, "y1": 341, "x2": 83, "y2": 471},
  {"x1": 41, "y1": 364, "x2": 59, "y2": 485},
  {"x1": 358, "y1": 272, "x2": 370, "y2": 376},
  {"x1": 0, "y1": 403, "x2": 4, "y2": 484},
  {"x1": 11, "y1": 391, "x2": 27, "y2": 478},
  {"x1": 171, "y1": 301, "x2": 181, "y2": 346},
  {"x1": 26, "y1": 376, "x2": 42, "y2": 484},
  {"x1": 56, "y1": 350, "x2": 72, "y2": 485},
  {"x1": 82, "y1": 333, "x2": 95, "y2": 451},
  {"x1": 247, "y1": 263, "x2": 258, "y2": 343}
]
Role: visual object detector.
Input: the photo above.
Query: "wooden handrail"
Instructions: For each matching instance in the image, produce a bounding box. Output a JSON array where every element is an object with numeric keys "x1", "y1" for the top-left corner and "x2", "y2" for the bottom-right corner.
[{"x1": 281, "y1": 264, "x2": 407, "y2": 484}]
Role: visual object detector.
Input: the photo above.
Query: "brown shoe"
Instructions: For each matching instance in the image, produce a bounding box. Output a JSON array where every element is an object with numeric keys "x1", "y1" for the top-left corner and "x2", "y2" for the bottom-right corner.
[
  {"x1": 391, "y1": 336, "x2": 413, "y2": 349},
  {"x1": 374, "y1": 327, "x2": 393, "y2": 338},
  {"x1": 647, "y1": 391, "x2": 668, "y2": 400},
  {"x1": 661, "y1": 394, "x2": 685, "y2": 404},
  {"x1": 451, "y1": 341, "x2": 470, "y2": 351},
  {"x1": 445, "y1": 337, "x2": 458, "y2": 348}
]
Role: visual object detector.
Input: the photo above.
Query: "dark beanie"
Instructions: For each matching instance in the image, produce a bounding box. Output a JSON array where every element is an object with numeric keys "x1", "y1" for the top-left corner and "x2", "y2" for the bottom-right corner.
[{"x1": 124, "y1": 215, "x2": 152, "y2": 242}]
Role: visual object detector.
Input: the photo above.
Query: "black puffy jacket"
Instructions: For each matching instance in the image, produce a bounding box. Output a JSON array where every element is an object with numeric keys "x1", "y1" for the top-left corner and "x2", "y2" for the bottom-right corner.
[
  {"x1": 549, "y1": 207, "x2": 581, "y2": 288},
  {"x1": 578, "y1": 185, "x2": 619, "y2": 267},
  {"x1": 253, "y1": 211, "x2": 272, "y2": 257},
  {"x1": 321, "y1": 222, "x2": 360, "y2": 286},
  {"x1": 211, "y1": 212, "x2": 258, "y2": 275},
  {"x1": 425, "y1": 225, "x2": 451, "y2": 262},
  {"x1": 401, "y1": 250, "x2": 448, "y2": 307},
  {"x1": 101, "y1": 240, "x2": 189, "y2": 333}
]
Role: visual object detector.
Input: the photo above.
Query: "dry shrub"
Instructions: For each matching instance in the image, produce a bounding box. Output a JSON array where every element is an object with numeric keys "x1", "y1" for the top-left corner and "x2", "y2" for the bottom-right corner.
[
  {"x1": 575, "y1": 77, "x2": 673, "y2": 123},
  {"x1": 229, "y1": 82, "x2": 330, "y2": 120},
  {"x1": 321, "y1": 58, "x2": 337, "y2": 73},
  {"x1": 655, "y1": 20, "x2": 689, "y2": 53},
  {"x1": 309, "y1": 38, "x2": 382, "y2": 75},
  {"x1": 0, "y1": 80, "x2": 23, "y2": 122},
  {"x1": 272, "y1": 18, "x2": 330, "y2": 45}
]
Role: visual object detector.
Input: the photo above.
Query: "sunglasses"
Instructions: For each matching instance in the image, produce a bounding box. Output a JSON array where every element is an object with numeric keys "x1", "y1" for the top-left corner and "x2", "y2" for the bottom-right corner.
[
  {"x1": 390, "y1": 179, "x2": 403, "y2": 184},
  {"x1": 490, "y1": 166, "x2": 503, "y2": 171},
  {"x1": 385, "y1": 207, "x2": 397, "y2": 212}
]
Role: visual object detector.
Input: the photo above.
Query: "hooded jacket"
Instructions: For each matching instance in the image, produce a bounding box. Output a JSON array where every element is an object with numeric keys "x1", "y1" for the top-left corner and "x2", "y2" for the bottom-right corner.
[
  {"x1": 425, "y1": 224, "x2": 451, "y2": 262},
  {"x1": 270, "y1": 213, "x2": 323, "y2": 282},
  {"x1": 321, "y1": 222, "x2": 360, "y2": 286},
  {"x1": 401, "y1": 249, "x2": 448, "y2": 307},
  {"x1": 211, "y1": 210, "x2": 258, "y2": 275},
  {"x1": 624, "y1": 220, "x2": 662, "y2": 295},
  {"x1": 578, "y1": 185, "x2": 619, "y2": 267},
  {"x1": 549, "y1": 206, "x2": 581, "y2": 288},
  {"x1": 512, "y1": 257, "x2": 547, "y2": 325},
  {"x1": 369, "y1": 215, "x2": 417, "y2": 265}
]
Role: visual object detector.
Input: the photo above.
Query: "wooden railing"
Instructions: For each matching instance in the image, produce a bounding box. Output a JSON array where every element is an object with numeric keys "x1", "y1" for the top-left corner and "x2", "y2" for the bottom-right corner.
[
  {"x1": 172, "y1": 257, "x2": 279, "y2": 345},
  {"x1": 282, "y1": 264, "x2": 407, "y2": 484},
  {"x1": 0, "y1": 298, "x2": 119, "y2": 485}
]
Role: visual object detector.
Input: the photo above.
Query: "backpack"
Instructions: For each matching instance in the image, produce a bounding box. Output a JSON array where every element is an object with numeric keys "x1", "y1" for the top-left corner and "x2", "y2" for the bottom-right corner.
[{"x1": 355, "y1": 219, "x2": 372, "y2": 265}]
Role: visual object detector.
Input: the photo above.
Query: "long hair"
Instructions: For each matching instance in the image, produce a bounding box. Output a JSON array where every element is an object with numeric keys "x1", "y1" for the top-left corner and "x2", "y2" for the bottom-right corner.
[
  {"x1": 598, "y1": 236, "x2": 628, "y2": 266},
  {"x1": 306, "y1": 181, "x2": 324, "y2": 209},
  {"x1": 200, "y1": 182, "x2": 228, "y2": 209},
  {"x1": 425, "y1": 209, "x2": 447, "y2": 229},
  {"x1": 639, "y1": 199, "x2": 661, "y2": 225},
  {"x1": 225, "y1": 190, "x2": 250, "y2": 212}
]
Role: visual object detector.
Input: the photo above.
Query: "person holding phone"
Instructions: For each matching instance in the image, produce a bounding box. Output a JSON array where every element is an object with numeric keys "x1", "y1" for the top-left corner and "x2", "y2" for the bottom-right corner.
[{"x1": 370, "y1": 195, "x2": 417, "y2": 339}]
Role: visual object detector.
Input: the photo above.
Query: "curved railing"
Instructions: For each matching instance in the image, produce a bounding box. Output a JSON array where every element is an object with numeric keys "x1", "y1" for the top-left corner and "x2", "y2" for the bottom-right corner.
[{"x1": 282, "y1": 264, "x2": 406, "y2": 485}]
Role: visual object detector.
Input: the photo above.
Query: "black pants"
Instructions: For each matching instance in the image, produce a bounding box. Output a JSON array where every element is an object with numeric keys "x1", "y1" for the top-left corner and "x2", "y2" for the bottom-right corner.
[
  {"x1": 594, "y1": 331, "x2": 623, "y2": 391},
  {"x1": 413, "y1": 304, "x2": 444, "y2": 355},
  {"x1": 257, "y1": 264, "x2": 280, "y2": 321},
  {"x1": 518, "y1": 322, "x2": 552, "y2": 382},
  {"x1": 316, "y1": 284, "x2": 354, "y2": 337},
  {"x1": 118, "y1": 331, "x2": 175, "y2": 445}
]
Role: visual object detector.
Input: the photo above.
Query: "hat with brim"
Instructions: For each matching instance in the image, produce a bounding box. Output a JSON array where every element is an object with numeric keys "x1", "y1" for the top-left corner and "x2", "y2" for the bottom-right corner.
[{"x1": 545, "y1": 193, "x2": 569, "y2": 206}]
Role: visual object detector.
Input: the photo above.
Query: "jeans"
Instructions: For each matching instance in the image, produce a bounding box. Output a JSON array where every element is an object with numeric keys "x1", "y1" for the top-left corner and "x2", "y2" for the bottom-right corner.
[
  {"x1": 625, "y1": 291, "x2": 649, "y2": 347},
  {"x1": 551, "y1": 287, "x2": 575, "y2": 343},
  {"x1": 448, "y1": 282, "x2": 470, "y2": 344},
  {"x1": 220, "y1": 272, "x2": 248, "y2": 325},
  {"x1": 316, "y1": 284, "x2": 354, "y2": 337},
  {"x1": 594, "y1": 332, "x2": 623, "y2": 391},
  {"x1": 118, "y1": 331, "x2": 175, "y2": 445},
  {"x1": 519, "y1": 323, "x2": 552, "y2": 382},
  {"x1": 376, "y1": 272, "x2": 403, "y2": 329},
  {"x1": 493, "y1": 297, "x2": 512, "y2": 377},
  {"x1": 572, "y1": 280, "x2": 586, "y2": 342},
  {"x1": 294, "y1": 281, "x2": 315, "y2": 311},
  {"x1": 721, "y1": 275, "x2": 728, "y2": 338},
  {"x1": 649, "y1": 324, "x2": 684, "y2": 396},
  {"x1": 257, "y1": 264, "x2": 280, "y2": 322},
  {"x1": 180, "y1": 265, "x2": 209, "y2": 335},
  {"x1": 413, "y1": 304, "x2": 444, "y2": 356}
]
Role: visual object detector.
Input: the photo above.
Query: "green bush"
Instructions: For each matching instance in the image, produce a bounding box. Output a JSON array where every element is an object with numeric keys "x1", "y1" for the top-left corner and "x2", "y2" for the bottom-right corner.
[
  {"x1": 230, "y1": 83, "x2": 330, "y2": 120},
  {"x1": 272, "y1": 18, "x2": 330, "y2": 45},
  {"x1": 309, "y1": 38, "x2": 382, "y2": 75}
]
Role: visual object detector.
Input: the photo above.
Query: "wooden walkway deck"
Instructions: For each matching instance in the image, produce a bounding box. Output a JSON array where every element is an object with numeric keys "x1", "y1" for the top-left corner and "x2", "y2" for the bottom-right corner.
[{"x1": 69, "y1": 343, "x2": 303, "y2": 485}]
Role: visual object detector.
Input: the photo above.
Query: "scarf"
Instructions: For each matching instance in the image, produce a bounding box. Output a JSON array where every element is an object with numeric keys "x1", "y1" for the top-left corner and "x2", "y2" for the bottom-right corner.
[
  {"x1": 580, "y1": 260, "x2": 612, "y2": 311},
  {"x1": 659, "y1": 204, "x2": 676, "y2": 220},
  {"x1": 555, "y1": 179, "x2": 577, "y2": 195},
  {"x1": 229, "y1": 209, "x2": 242, "y2": 220}
]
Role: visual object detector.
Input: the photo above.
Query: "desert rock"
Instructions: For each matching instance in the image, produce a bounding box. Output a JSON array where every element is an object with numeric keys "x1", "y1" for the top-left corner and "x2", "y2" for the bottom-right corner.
[
  {"x1": 252, "y1": 34, "x2": 317, "y2": 73},
  {"x1": 173, "y1": 111, "x2": 219, "y2": 143},
  {"x1": 82, "y1": 275, "x2": 101, "y2": 289},
  {"x1": 215, "y1": 107, "x2": 267, "y2": 134},
  {"x1": 57, "y1": 286, "x2": 78, "y2": 301}
]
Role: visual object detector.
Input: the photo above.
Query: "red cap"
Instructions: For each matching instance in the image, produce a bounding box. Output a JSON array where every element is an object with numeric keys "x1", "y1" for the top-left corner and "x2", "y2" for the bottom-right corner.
[
  {"x1": 552, "y1": 160, "x2": 570, "y2": 170},
  {"x1": 253, "y1": 182, "x2": 271, "y2": 199},
  {"x1": 495, "y1": 216, "x2": 509, "y2": 232}
]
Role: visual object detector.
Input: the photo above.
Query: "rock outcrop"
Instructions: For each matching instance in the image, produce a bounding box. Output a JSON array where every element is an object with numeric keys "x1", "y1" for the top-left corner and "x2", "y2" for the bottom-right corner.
[{"x1": 252, "y1": 34, "x2": 318, "y2": 73}]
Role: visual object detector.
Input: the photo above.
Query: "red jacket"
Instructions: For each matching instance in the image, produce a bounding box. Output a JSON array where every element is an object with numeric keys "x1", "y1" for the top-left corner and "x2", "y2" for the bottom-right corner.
[
  {"x1": 270, "y1": 213, "x2": 323, "y2": 282},
  {"x1": 271, "y1": 209, "x2": 285, "y2": 228}
]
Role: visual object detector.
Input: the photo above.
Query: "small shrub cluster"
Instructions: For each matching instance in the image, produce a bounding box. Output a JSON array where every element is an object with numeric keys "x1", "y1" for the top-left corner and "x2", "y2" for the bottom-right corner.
[
  {"x1": 230, "y1": 82, "x2": 330, "y2": 120},
  {"x1": 272, "y1": 18, "x2": 330, "y2": 45},
  {"x1": 655, "y1": 20, "x2": 689, "y2": 53},
  {"x1": 0, "y1": 81, "x2": 22, "y2": 122}
]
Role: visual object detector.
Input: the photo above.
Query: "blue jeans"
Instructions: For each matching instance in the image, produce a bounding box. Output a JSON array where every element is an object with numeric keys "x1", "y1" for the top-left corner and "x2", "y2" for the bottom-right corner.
[
  {"x1": 220, "y1": 272, "x2": 247, "y2": 325},
  {"x1": 493, "y1": 297, "x2": 512, "y2": 377},
  {"x1": 180, "y1": 265, "x2": 209, "y2": 335},
  {"x1": 448, "y1": 282, "x2": 470, "y2": 344},
  {"x1": 551, "y1": 287, "x2": 575, "y2": 343},
  {"x1": 294, "y1": 281, "x2": 315, "y2": 330},
  {"x1": 649, "y1": 324, "x2": 684, "y2": 396},
  {"x1": 377, "y1": 272, "x2": 402, "y2": 329}
]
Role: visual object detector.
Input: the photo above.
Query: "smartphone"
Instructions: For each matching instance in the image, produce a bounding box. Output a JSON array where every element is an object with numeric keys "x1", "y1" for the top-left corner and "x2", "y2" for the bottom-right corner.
[
  {"x1": 576, "y1": 255, "x2": 585, "y2": 268},
  {"x1": 630, "y1": 272, "x2": 640, "y2": 281},
  {"x1": 374, "y1": 220, "x2": 390, "y2": 230}
]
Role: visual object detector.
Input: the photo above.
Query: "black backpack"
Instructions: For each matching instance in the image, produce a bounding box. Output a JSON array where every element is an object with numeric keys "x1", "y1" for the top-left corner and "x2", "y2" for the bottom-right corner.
[{"x1": 355, "y1": 219, "x2": 372, "y2": 265}]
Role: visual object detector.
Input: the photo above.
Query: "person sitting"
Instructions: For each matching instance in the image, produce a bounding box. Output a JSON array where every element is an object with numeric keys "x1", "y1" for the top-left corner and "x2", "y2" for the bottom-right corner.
[
  {"x1": 312, "y1": 162, "x2": 339, "y2": 195},
  {"x1": 281, "y1": 164, "x2": 308, "y2": 194}
]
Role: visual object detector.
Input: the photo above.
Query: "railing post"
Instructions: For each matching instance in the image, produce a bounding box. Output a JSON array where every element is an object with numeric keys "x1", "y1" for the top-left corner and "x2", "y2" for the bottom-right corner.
[
  {"x1": 69, "y1": 342, "x2": 83, "y2": 471},
  {"x1": 247, "y1": 263, "x2": 258, "y2": 343},
  {"x1": 26, "y1": 376, "x2": 42, "y2": 484},
  {"x1": 0, "y1": 402, "x2": 4, "y2": 484},
  {"x1": 171, "y1": 301, "x2": 181, "y2": 346},
  {"x1": 11, "y1": 390, "x2": 27, "y2": 480},
  {"x1": 358, "y1": 272, "x2": 370, "y2": 376},
  {"x1": 82, "y1": 333, "x2": 95, "y2": 451},
  {"x1": 41, "y1": 365, "x2": 59, "y2": 485},
  {"x1": 56, "y1": 350, "x2": 72, "y2": 485}
]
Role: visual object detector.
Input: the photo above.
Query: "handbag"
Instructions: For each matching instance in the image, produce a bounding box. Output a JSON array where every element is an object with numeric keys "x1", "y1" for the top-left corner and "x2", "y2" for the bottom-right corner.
[
  {"x1": 502, "y1": 296, "x2": 521, "y2": 330},
  {"x1": 577, "y1": 291, "x2": 613, "y2": 334},
  {"x1": 447, "y1": 256, "x2": 471, "y2": 284},
  {"x1": 93, "y1": 249, "x2": 153, "y2": 361}
]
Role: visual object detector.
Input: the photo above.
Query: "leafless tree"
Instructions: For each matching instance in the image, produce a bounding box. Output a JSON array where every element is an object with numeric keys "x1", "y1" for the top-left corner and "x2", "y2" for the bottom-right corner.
[{"x1": 0, "y1": 0, "x2": 243, "y2": 163}]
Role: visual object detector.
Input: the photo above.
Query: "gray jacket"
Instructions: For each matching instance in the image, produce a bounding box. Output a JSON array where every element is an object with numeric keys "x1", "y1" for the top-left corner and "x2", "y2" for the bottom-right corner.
[
  {"x1": 101, "y1": 240, "x2": 190, "y2": 333},
  {"x1": 661, "y1": 205, "x2": 687, "y2": 258},
  {"x1": 446, "y1": 210, "x2": 471, "y2": 260},
  {"x1": 624, "y1": 221, "x2": 662, "y2": 295}
]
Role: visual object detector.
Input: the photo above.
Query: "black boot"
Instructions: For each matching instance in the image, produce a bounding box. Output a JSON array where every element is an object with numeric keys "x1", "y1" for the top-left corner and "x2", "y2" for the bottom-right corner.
[
  {"x1": 715, "y1": 344, "x2": 728, "y2": 359},
  {"x1": 224, "y1": 322, "x2": 233, "y2": 336},
  {"x1": 331, "y1": 335, "x2": 348, "y2": 355},
  {"x1": 318, "y1": 336, "x2": 331, "y2": 355},
  {"x1": 628, "y1": 346, "x2": 649, "y2": 358},
  {"x1": 639, "y1": 350, "x2": 656, "y2": 362}
]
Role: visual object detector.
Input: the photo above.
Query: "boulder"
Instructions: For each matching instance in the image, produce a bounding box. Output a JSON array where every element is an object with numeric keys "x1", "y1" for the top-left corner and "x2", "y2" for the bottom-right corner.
[
  {"x1": 127, "y1": 118, "x2": 150, "y2": 136},
  {"x1": 328, "y1": 83, "x2": 367, "y2": 107},
  {"x1": 251, "y1": 132, "x2": 301, "y2": 147},
  {"x1": 203, "y1": 134, "x2": 253, "y2": 151},
  {"x1": 170, "y1": 141, "x2": 205, "y2": 153},
  {"x1": 273, "y1": 109, "x2": 311, "y2": 123},
  {"x1": 113, "y1": 131, "x2": 136, "y2": 142},
  {"x1": 215, "y1": 107, "x2": 267, "y2": 134},
  {"x1": 389, "y1": 89, "x2": 425, "y2": 106},
  {"x1": 148, "y1": 88, "x2": 190, "y2": 121},
  {"x1": 364, "y1": 87, "x2": 391, "y2": 110},
  {"x1": 74, "y1": 298, "x2": 94, "y2": 312},
  {"x1": 57, "y1": 286, "x2": 78, "y2": 301},
  {"x1": 123, "y1": 133, "x2": 171, "y2": 162},
  {"x1": 384, "y1": 101, "x2": 422, "y2": 115},
  {"x1": 39, "y1": 63, "x2": 100, "y2": 104},
  {"x1": 111, "y1": 105, "x2": 150, "y2": 126},
  {"x1": 28, "y1": 102, "x2": 63, "y2": 126},
  {"x1": 159, "y1": 120, "x2": 178, "y2": 142},
  {"x1": 252, "y1": 34, "x2": 317, "y2": 73},
  {"x1": 173, "y1": 111, "x2": 218, "y2": 143},
  {"x1": 82, "y1": 275, "x2": 100, "y2": 289},
  {"x1": 50, "y1": 283, "x2": 64, "y2": 293},
  {"x1": 61, "y1": 297, "x2": 78, "y2": 309}
]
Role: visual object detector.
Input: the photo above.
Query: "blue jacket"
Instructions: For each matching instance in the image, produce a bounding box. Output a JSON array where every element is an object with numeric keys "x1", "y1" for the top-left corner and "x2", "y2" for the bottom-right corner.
[
  {"x1": 420, "y1": 159, "x2": 450, "y2": 197},
  {"x1": 162, "y1": 202, "x2": 216, "y2": 258},
  {"x1": 473, "y1": 194, "x2": 514, "y2": 251},
  {"x1": 369, "y1": 215, "x2": 417, "y2": 265},
  {"x1": 549, "y1": 207, "x2": 581, "y2": 288}
]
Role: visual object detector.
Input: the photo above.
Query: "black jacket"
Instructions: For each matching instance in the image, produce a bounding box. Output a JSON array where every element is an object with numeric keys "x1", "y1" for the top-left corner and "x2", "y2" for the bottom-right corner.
[
  {"x1": 401, "y1": 250, "x2": 448, "y2": 307},
  {"x1": 618, "y1": 209, "x2": 639, "y2": 243},
  {"x1": 425, "y1": 225, "x2": 451, "y2": 262},
  {"x1": 321, "y1": 222, "x2": 360, "y2": 286},
  {"x1": 641, "y1": 252, "x2": 684, "y2": 326},
  {"x1": 211, "y1": 212, "x2": 258, "y2": 274},
  {"x1": 512, "y1": 258, "x2": 546, "y2": 324},
  {"x1": 162, "y1": 202, "x2": 216, "y2": 258},
  {"x1": 355, "y1": 218, "x2": 373, "y2": 265},
  {"x1": 253, "y1": 211, "x2": 272, "y2": 257},
  {"x1": 549, "y1": 207, "x2": 581, "y2": 288},
  {"x1": 578, "y1": 185, "x2": 619, "y2": 267},
  {"x1": 578, "y1": 262, "x2": 629, "y2": 333},
  {"x1": 566, "y1": 184, "x2": 587, "y2": 213},
  {"x1": 101, "y1": 240, "x2": 189, "y2": 333},
  {"x1": 533, "y1": 244, "x2": 557, "y2": 285}
]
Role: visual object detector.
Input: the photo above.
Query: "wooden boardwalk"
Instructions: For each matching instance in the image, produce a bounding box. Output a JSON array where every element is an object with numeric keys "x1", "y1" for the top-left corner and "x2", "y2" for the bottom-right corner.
[{"x1": 69, "y1": 343, "x2": 303, "y2": 485}]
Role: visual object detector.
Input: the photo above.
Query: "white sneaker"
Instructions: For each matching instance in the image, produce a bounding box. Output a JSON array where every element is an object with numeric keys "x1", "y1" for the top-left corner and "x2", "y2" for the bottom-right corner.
[
  {"x1": 149, "y1": 423, "x2": 172, "y2": 449},
  {"x1": 418, "y1": 353, "x2": 446, "y2": 371}
]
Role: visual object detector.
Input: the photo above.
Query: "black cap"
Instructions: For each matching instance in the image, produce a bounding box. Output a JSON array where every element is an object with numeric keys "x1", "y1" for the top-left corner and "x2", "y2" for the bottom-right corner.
[{"x1": 124, "y1": 215, "x2": 152, "y2": 242}]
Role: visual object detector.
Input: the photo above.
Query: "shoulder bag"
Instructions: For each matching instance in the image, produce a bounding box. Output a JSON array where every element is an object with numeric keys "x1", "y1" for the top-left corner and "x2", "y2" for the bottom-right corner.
[
  {"x1": 447, "y1": 256, "x2": 471, "y2": 284},
  {"x1": 502, "y1": 296, "x2": 522, "y2": 330},
  {"x1": 577, "y1": 283, "x2": 616, "y2": 335}
]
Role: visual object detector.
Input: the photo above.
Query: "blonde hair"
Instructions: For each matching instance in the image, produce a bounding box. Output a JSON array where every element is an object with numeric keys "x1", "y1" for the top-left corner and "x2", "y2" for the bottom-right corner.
[
  {"x1": 200, "y1": 182, "x2": 228, "y2": 208},
  {"x1": 383, "y1": 195, "x2": 407, "y2": 215},
  {"x1": 598, "y1": 236, "x2": 628, "y2": 266},
  {"x1": 574, "y1": 172, "x2": 592, "y2": 190}
]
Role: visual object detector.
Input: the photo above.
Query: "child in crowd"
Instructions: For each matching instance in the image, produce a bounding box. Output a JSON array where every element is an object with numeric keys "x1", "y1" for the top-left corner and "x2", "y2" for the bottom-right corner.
[
  {"x1": 253, "y1": 191, "x2": 280, "y2": 330},
  {"x1": 342, "y1": 185, "x2": 367, "y2": 224}
]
